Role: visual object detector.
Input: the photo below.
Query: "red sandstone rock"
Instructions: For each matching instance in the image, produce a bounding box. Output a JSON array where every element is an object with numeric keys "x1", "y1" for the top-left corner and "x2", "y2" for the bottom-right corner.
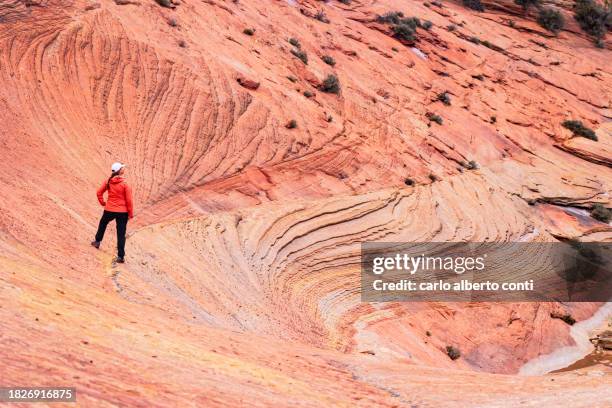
[{"x1": 0, "y1": 0, "x2": 610, "y2": 405}]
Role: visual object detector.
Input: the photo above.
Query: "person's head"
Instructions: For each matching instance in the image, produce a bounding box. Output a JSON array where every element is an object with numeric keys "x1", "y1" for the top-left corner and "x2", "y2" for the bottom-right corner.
[
  {"x1": 107, "y1": 162, "x2": 126, "y2": 188},
  {"x1": 111, "y1": 162, "x2": 126, "y2": 176}
]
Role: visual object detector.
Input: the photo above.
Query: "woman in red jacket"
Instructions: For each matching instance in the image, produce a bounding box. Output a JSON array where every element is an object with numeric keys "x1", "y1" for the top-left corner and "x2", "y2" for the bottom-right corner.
[{"x1": 91, "y1": 162, "x2": 134, "y2": 263}]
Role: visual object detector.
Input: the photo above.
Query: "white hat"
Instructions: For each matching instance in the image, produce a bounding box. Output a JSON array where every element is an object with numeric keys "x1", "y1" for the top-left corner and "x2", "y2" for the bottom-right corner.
[{"x1": 111, "y1": 162, "x2": 125, "y2": 173}]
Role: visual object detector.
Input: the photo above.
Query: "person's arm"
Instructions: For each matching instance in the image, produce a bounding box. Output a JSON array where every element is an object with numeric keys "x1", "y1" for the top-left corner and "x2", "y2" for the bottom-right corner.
[
  {"x1": 125, "y1": 184, "x2": 134, "y2": 219},
  {"x1": 96, "y1": 182, "x2": 107, "y2": 206}
]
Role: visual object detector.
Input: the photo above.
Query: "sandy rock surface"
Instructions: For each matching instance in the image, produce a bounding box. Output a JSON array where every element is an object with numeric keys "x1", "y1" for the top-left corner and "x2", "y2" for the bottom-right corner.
[{"x1": 0, "y1": 0, "x2": 611, "y2": 406}]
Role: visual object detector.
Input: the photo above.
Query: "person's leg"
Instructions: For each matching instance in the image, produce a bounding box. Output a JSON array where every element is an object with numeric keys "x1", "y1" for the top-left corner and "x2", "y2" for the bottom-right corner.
[
  {"x1": 115, "y1": 213, "x2": 128, "y2": 259},
  {"x1": 94, "y1": 211, "x2": 114, "y2": 243}
]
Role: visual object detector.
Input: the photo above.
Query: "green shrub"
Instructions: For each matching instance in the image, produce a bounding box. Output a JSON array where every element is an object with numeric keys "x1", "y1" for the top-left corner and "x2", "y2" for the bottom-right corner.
[
  {"x1": 291, "y1": 49, "x2": 308, "y2": 64},
  {"x1": 437, "y1": 91, "x2": 451, "y2": 105},
  {"x1": 447, "y1": 24, "x2": 457, "y2": 31},
  {"x1": 321, "y1": 55, "x2": 336, "y2": 66},
  {"x1": 481, "y1": 40, "x2": 496, "y2": 49},
  {"x1": 428, "y1": 113, "x2": 443, "y2": 125},
  {"x1": 464, "y1": 160, "x2": 479, "y2": 170},
  {"x1": 155, "y1": 0, "x2": 175, "y2": 8},
  {"x1": 303, "y1": 90, "x2": 314, "y2": 98},
  {"x1": 375, "y1": 13, "x2": 432, "y2": 44},
  {"x1": 401, "y1": 17, "x2": 422, "y2": 28},
  {"x1": 377, "y1": 13, "x2": 423, "y2": 42},
  {"x1": 446, "y1": 346, "x2": 461, "y2": 360},
  {"x1": 289, "y1": 37, "x2": 301, "y2": 48},
  {"x1": 320, "y1": 74, "x2": 340, "y2": 94},
  {"x1": 404, "y1": 178, "x2": 415, "y2": 186},
  {"x1": 392, "y1": 22, "x2": 417, "y2": 41},
  {"x1": 538, "y1": 8, "x2": 565, "y2": 33},
  {"x1": 574, "y1": 0, "x2": 612, "y2": 45},
  {"x1": 377, "y1": 11, "x2": 405, "y2": 24},
  {"x1": 286, "y1": 119, "x2": 297, "y2": 129},
  {"x1": 243, "y1": 28, "x2": 255, "y2": 36},
  {"x1": 315, "y1": 10, "x2": 330, "y2": 24},
  {"x1": 591, "y1": 204, "x2": 611, "y2": 223},
  {"x1": 514, "y1": 0, "x2": 540, "y2": 11},
  {"x1": 469, "y1": 36, "x2": 480, "y2": 44},
  {"x1": 463, "y1": 0, "x2": 484, "y2": 11},
  {"x1": 562, "y1": 120, "x2": 597, "y2": 141}
]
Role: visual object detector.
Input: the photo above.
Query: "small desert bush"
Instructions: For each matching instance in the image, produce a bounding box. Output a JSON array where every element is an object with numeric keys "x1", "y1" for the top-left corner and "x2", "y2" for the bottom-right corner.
[
  {"x1": 155, "y1": 0, "x2": 174, "y2": 8},
  {"x1": 537, "y1": 8, "x2": 565, "y2": 34},
  {"x1": 321, "y1": 55, "x2": 336, "y2": 66},
  {"x1": 243, "y1": 28, "x2": 255, "y2": 36},
  {"x1": 286, "y1": 119, "x2": 297, "y2": 129},
  {"x1": 289, "y1": 37, "x2": 301, "y2": 48},
  {"x1": 464, "y1": 160, "x2": 479, "y2": 170},
  {"x1": 315, "y1": 10, "x2": 330, "y2": 24},
  {"x1": 514, "y1": 0, "x2": 540, "y2": 11},
  {"x1": 574, "y1": 0, "x2": 612, "y2": 46},
  {"x1": 392, "y1": 22, "x2": 417, "y2": 41},
  {"x1": 463, "y1": 0, "x2": 484, "y2": 12},
  {"x1": 437, "y1": 91, "x2": 451, "y2": 105},
  {"x1": 391, "y1": 18, "x2": 421, "y2": 42},
  {"x1": 427, "y1": 113, "x2": 443, "y2": 125},
  {"x1": 378, "y1": 13, "x2": 423, "y2": 42},
  {"x1": 377, "y1": 11, "x2": 405, "y2": 24},
  {"x1": 562, "y1": 120, "x2": 597, "y2": 141},
  {"x1": 446, "y1": 346, "x2": 461, "y2": 360},
  {"x1": 481, "y1": 39, "x2": 496, "y2": 49},
  {"x1": 422, "y1": 20, "x2": 433, "y2": 30},
  {"x1": 291, "y1": 49, "x2": 308, "y2": 64},
  {"x1": 591, "y1": 204, "x2": 612, "y2": 223},
  {"x1": 320, "y1": 74, "x2": 341, "y2": 94}
]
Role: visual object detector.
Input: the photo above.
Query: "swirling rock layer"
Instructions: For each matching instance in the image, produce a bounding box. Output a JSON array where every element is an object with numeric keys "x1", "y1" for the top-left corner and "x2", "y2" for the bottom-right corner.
[{"x1": 0, "y1": 0, "x2": 611, "y2": 406}]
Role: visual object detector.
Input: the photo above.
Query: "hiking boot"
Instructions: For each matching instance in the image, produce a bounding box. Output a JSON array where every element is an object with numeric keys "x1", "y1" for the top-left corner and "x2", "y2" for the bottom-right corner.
[
  {"x1": 115, "y1": 257, "x2": 125, "y2": 263},
  {"x1": 91, "y1": 240, "x2": 100, "y2": 249}
]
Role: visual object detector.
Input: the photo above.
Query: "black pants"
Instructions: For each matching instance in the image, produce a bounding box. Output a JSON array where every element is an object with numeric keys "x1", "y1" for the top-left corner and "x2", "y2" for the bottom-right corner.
[{"x1": 95, "y1": 211, "x2": 129, "y2": 258}]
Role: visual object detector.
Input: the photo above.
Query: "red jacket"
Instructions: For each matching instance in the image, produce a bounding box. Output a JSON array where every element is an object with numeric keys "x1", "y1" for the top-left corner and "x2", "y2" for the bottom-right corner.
[{"x1": 97, "y1": 176, "x2": 134, "y2": 218}]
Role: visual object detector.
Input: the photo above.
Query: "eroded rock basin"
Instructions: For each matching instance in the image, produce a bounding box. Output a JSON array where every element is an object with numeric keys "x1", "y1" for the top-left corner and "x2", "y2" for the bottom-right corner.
[{"x1": 1, "y1": 0, "x2": 612, "y2": 405}]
